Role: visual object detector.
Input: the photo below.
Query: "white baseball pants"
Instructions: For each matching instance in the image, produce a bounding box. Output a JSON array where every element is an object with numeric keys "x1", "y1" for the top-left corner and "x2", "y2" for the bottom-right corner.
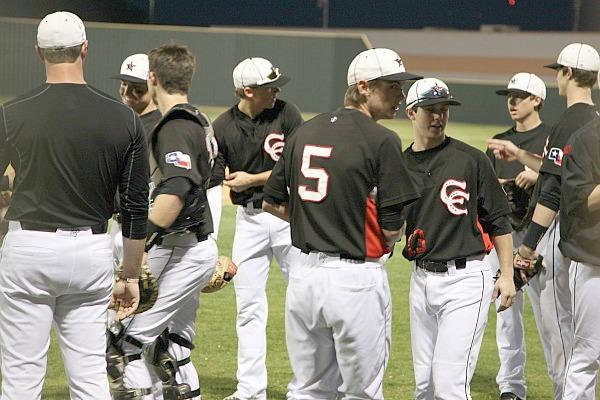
[
  {"x1": 410, "y1": 256, "x2": 494, "y2": 400},
  {"x1": 562, "y1": 261, "x2": 600, "y2": 400},
  {"x1": 207, "y1": 185, "x2": 222, "y2": 241},
  {"x1": 0, "y1": 222, "x2": 113, "y2": 400},
  {"x1": 122, "y1": 234, "x2": 217, "y2": 400},
  {"x1": 285, "y1": 252, "x2": 391, "y2": 400},
  {"x1": 231, "y1": 206, "x2": 299, "y2": 400}
]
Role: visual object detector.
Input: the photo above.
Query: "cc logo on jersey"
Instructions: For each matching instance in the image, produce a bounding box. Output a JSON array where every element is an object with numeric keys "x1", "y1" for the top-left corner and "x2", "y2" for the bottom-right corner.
[
  {"x1": 264, "y1": 132, "x2": 285, "y2": 162},
  {"x1": 440, "y1": 179, "x2": 470, "y2": 216}
]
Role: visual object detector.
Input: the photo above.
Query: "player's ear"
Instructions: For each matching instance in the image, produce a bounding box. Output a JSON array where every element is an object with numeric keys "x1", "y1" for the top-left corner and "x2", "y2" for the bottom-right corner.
[
  {"x1": 80, "y1": 41, "x2": 89, "y2": 61},
  {"x1": 357, "y1": 80, "x2": 370, "y2": 96},
  {"x1": 243, "y1": 87, "x2": 254, "y2": 98},
  {"x1": 405, "y1": 107, "x2": 415, "y2": 120},
  {"x1": 147, "y1": 71, "x2": 157, "y2": 87}
]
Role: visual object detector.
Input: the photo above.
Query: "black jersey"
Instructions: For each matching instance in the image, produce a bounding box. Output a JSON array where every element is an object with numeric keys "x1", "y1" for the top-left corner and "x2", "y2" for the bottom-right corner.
[
  {"x1": 486, "y1": 123, "x2": 550, "y2": 179},
  {"x1": 211, "y1": 99, "x2": 303, "y2": 204},
  {"x1": 149, "y1": 104, "x2": 214, "y2": 236},
  {"x1": 141, "y1": 109, "x2": 162, "y2": 139},
  {"x1": 264, "y1": 108, "x2": 420, "y2": 260},
  {"x1": 0, "y1": 83, "x2": 149, "y2": 239},
  {"x1": 402, "y1": 137, "x2": 512, "y2": 262},
  {"x1": 559, "y1": 116, "x2": 600, "y2": 265},
  {"x1": 540, "y1": 103, "x2": 599, "y2": 177}
]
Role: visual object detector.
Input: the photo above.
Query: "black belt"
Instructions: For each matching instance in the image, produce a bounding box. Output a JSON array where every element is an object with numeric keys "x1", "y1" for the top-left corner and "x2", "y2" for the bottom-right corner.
[
  {"x1": 242, "y1": 199, "x2": 263, "y2": 209},
  {"x1": 20, "y1": 221, "x2": 108, "y2": 235},
  {"x1": 416, "y1": 258, "x2": 467, "y2": 273}
]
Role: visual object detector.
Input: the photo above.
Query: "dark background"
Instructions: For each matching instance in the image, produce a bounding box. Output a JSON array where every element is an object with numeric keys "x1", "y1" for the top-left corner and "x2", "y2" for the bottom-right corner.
[{"x1": 0, "y1": 0, "x2": 584, "y2": 31}]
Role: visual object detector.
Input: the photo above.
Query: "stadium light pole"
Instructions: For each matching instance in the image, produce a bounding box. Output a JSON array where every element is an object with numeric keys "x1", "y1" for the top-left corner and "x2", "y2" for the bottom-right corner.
[
  {"x1": 322, "y1": 0, "x2": 329, "y2": 28},
  {"x1": 149, "y1": 0, "x2": 155, "y2": 24}
]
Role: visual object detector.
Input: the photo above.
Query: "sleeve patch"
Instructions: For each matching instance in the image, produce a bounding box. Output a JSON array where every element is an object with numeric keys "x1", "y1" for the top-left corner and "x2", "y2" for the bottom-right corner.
[
  {"x1": 547, "y1": 147, "x2": 563, "y2": 166},
  {"x1": 165, "y1": 151, "x2": 192, "y2": 170}
]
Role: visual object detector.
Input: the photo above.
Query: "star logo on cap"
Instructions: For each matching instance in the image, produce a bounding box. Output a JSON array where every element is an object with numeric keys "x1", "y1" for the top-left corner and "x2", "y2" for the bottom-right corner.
[
  {"x1": 126, "y1": 62, "x2": 135, "y2": 71},
  {"x1": 395, "y1": 57, "x2": 403, "y2": 67},
  {"x1": 510, "y1": 78, "x2": 516, "y2": 84},
  {"x1": 432, "y1": 84, "x2": 443, "y2": 96}
]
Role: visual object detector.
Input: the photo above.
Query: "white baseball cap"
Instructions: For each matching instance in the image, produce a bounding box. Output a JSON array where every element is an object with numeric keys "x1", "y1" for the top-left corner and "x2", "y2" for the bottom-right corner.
[
  {"x1": 405, "y1": 78, "x2": 461, "y2": 110},
  {"x1": 545, "y1": 43, "x2": 600, "y2": 72},
  {"x1": 112, "y1": 54, "x2": 149, "y2": 84},
  {"x1": 233, "y1": 57, "x2": 290, "y2": 89},
  {"x1": 347, "y1": 48, "x2": 422, "y2": 86},
  {"x1": 496, "y1": 72, "x2": 546, "y2": 100},
  {"x1": 37, "y1": 11, "x2": 86, "y2": 49}
]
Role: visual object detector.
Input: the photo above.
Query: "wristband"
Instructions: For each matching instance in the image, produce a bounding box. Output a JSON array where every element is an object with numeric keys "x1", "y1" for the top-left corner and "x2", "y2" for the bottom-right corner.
[
  {"x1": 0, "y1": 176, "x2": 9, "y2": 191},
  {"x1": 117, "y1": 276, "x2": 139, "y2": 283},
  {"x1": 522, "y1": 221, "x2": 548, "y2": 250}
]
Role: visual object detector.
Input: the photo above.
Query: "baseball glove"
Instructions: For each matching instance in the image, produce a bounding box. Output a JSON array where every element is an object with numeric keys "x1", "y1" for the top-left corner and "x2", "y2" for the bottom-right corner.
[
  {"x1": 202, "y1": 256, "x2": 237, "y2": 293},
  {"x1": 512, "y1": 252, "x2": 544, "y2": 291},
  {"x1": 115, "y1": 263, "x2": 158, "y2": 314},
  {"x1": 501, "y1": 179, "x2": 533, "y2": 231}
]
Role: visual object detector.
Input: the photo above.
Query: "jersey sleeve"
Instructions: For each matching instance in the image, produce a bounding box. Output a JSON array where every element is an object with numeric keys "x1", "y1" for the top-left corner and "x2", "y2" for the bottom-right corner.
[
  {"x1": 540, "y1": 124, "x2": 571, "y2": 176},
  {"x1": 0, "y1": 105, "x2": 9, "y2": 176},
  {"x1": 562, "y1": 126, "x2": 600, "y2": 217},
  {"x1": 376, "y1": 133, "x2": 420, "y2": 208},
  {"x1": 119, "y1": 113, "x2": 150, "y2": 240},
  {"x1": 155, "y1": 119, "x2": 205, "y2": 185},
  {"x1": 476, "y1": 154, "x2": 512, "y2": 236}
]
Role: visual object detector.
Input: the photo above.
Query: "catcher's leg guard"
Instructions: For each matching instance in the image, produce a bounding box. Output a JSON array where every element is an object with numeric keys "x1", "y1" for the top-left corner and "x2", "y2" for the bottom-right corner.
[
  {"x1": 106, "y1": 321, "x2": 152, "y2": 399},
  {"x1": 144, "y1": 329, "x2": 201, "y2": 399}
]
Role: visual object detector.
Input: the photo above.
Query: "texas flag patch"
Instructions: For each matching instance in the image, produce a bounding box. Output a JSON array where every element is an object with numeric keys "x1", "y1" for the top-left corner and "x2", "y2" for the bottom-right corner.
[{"x1": 165, "y1": 151, "x2": 192, "y2": 170}]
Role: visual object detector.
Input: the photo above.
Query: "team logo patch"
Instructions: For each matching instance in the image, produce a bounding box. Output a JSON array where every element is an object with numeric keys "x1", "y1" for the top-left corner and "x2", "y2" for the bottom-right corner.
[
  {"x1": 165, "y1": 151, "x2": 192, "y2": 170},
  {"x1": 440, "y1": 179, "x2": 470, "y2": 216},
  {"x1": 547, "y1": 147, "x2": 563, "y2": 166},
  {"x1": 264, "y1": 132, "x2": 285, "y2": 162}
]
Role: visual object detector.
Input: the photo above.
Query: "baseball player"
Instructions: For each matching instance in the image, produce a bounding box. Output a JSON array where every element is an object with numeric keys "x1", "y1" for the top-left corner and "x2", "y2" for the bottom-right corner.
[
  {"x1": 113, "y1": 53, "x2": 162, "y2": 136},
  {"x1": 263, "y1": 47, "x2": 422, "y2": 399},
  {"x1": 559, "y1": 115, "x2": 600, "y2": 399},
  {"x1": 211, "y1": 57, "x2": 303, "y2": 400},
  {"x1": 107, "y1": 43, "x2": 217, "y2": 400},
  {"x1": 402, "y1": 78, "x2": 516, "y2": 399},
  {"x1": 485, "y1": 73, "x2": 551, "y2": 400},
  {"x1": 0, "y1": 11, "x2": 149, "y2": 400},
  {"x1": 500, "y1": 43, "x2": 599, "y2": 400}
]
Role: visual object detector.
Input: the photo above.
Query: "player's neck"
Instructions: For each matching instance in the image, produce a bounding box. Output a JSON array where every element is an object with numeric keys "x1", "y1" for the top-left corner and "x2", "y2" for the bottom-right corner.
[
  {"x1": 157, "y1": 94, "x2": 189, "y2": 115},
  {"x1": 515, "y1": 114, "x2": 542, "y2": 132},
  {"x1": 237, "y1": 100, "x2": 265, "y2": 119},
  {"x1": 413, "y1": 134, "x2": 446, "y2": 151},
  {"x1": 139, "y1": 102, "x2": 158, "y2": 116},
  {"x1": 566, "y1": 86, "x2": 594, "y2": 108},
  {"x1": 344, "y1": 104, "x2": 372, "y2": 119},
  {"x1": 44, "y1": 61, "x2": 86, "y2": 84}
]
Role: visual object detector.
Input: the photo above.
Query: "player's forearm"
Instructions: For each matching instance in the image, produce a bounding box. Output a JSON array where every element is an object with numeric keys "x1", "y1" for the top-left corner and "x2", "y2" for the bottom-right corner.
[
  {"x1": 262, "y1": 200, "x2": 289, "y2": 222},
  {"x1": 251, "y1": 170, "x2": 272, "y2": 187},
  {"x1": 121, "y1": 237, "x2": 146, "y2": 279},
  {"x1": 382, "y1": 227, "x2": 403, "y2": 248},
  {"x1": 492, "y1": 233, "x2": 514, "y2": 277},
  {"x1": 531, "y1": 203, "x2": 557, "y2": 229},
  {"x1": 150, "y1": 193, "x2": 185, "y2": 228},
  {"x1": 587, "y1": 184, "x2": 600, "y2": 213},
  {"x1": 516, "y1": 149, "x2": 542, "y2": 173}
]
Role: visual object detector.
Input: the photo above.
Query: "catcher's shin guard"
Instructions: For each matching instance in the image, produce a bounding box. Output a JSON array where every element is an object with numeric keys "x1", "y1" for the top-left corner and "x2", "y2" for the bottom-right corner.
[{"x1": 106, "y1": 321, "x2": 151, "y2": 399}]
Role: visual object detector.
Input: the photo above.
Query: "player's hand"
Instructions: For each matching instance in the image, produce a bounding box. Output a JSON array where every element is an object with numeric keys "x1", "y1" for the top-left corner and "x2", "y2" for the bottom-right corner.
[
  {"x1": 515, "y1": 169, "x2": 538, "y2": 189},
  {"x1": 110, "y1": 280, "x2": 140, "y2": 321},
  {"x1": 517, "y1": 244, "x2": 536, "y2": 260},
  {"x1": 487, "y1": 139, "x2": 520, "y2": 162},
  {"x1": 225, "y1": 171, "x2": 253, "y2": 192},
  {"x1": 493, "y1": 274, "x2": 516, "y2": 312}
]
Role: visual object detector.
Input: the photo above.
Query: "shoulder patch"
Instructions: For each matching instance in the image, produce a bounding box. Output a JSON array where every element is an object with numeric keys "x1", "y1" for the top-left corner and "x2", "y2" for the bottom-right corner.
[
  {"x1": 547, "y1": 147, "x2": 563, "y2": 166},
  {"x1": 165, "y1": 151, "x2": 192, "y2": 170}
]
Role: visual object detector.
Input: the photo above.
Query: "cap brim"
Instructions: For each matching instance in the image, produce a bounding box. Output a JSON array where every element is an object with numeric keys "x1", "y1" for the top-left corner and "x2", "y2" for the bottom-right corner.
[
  {"x1": 411, "y1": 98, "x2": 462, "y2": 108},
  {"x1": 544, "y1": 62, "x2": 563, "y2": 70},
  {"x1": 495, "y1": 89, "x2": 531, "y2": 96},
  {"x1": 111, "y1": 74, "x2": 148, "y2": 84},
  {"x1": 257, "y1": 75, "x2": 291, "y2": 88},
  {"x1": 379, "y1": 71, "x2": 423, "y2": 81}
]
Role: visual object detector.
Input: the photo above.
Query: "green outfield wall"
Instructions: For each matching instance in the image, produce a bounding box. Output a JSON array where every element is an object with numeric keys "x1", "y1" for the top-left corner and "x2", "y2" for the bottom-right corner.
[{"x1": 1, "y1": 18, "x2": 596, "y2": 126}]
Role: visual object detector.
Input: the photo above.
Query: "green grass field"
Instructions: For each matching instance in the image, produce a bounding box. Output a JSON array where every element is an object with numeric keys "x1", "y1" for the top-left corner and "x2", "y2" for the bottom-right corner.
[{"x1": 30, "y1": 112, "x2": 568, "y2": 399}]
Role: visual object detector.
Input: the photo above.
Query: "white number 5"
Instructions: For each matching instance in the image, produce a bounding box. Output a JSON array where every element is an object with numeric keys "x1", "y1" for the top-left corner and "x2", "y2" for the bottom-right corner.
[{"x1": 298, "y1": 145, "x2": 332, "y2": 202}]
